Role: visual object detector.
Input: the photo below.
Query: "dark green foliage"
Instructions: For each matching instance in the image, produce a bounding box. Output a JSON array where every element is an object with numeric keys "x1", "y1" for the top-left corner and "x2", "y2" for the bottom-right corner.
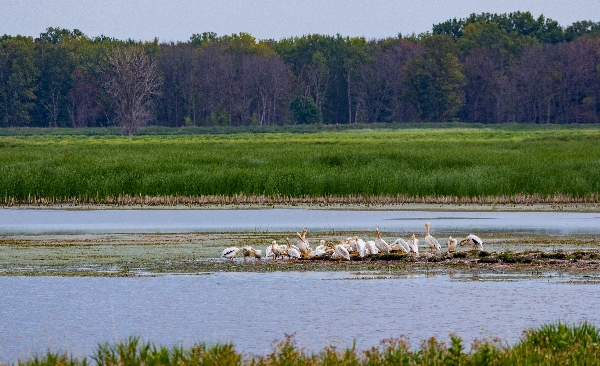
[
  {"x1": 433, "y1": 11, "x2": 564, "y2": 43},
  {"x1": 402, "y1": 35, "x2": 466, "y2": 122},
  {"x1": 290, "y1": 96, "x2": 322, "y2": 124},
  {"x1": 0, "y1": 35, "x2": 39, "y2": 127},
  {"x1": 565, "y1": 21, "x2": 600, "y2": 41}
]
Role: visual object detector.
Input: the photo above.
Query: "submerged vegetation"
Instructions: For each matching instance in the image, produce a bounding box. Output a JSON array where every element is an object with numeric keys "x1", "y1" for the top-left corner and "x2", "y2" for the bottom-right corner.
[
  {"x1": 1, "y1": 128, "x2": 600, "y2": 204},
  {"x1": 8, "y1": 323, "x2": 600, "y2": 365}
]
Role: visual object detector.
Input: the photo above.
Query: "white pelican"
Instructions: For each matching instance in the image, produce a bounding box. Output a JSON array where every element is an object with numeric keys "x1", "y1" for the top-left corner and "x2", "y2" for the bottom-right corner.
[
  {"x1": 460, "y1": 234, "x2": 483, "y2": 251},
  {"x1": 253, "y1": 249, "x2": 263, "y2": 260},
  {"x1": 241, "y1": 246, "x2": 255, "y2": 261},
  {"x1": 375, "y1": 229, "x2": 391, "y2": 254},
  {"x1": 345, "y1": 237, "x2": 358, "y2": 252},
  {"x1": 307, "y1": 246, "x2": 328, "y2": 259},
  {"x1": 267, "y1": 240, "x2": 283, "y2": 260},
  {"x1": 391, "y1": 238, "x2": 410, "y2": 254},
  {"x1": 333, "y1": 241, "x2": 351, "y2": 261},
  {"x1": 407, "y1": 234, "x2": 419, "y2": 255},
  {"x1": 424, "y1": 222, "x2": 441, "y2": 252},
  {"x1": 221, "y1": 247, "x2": 240, "y2": 260},
  {"x1": 447, "y1": 236, "x2": 457, "y2": 252},
  {"x1": 265, "y1": 242, "x2": 275, "y2": 259},
  {"x1": 356, "y1": 238, "x2": 367, "y2": 258},
  {"x1": 344, "y1": 241, "x2": 353, "y2": 252},
  {"x1": 296, "y1": 228, "x2": 310, "y2": 257},
  {"x1": 365, "y1": 240, "x2": 379, "y2": 255},
  {"x1": 315, "y1": 239, "x2": 327, "y2": 252},
  {"x1": 286, "y1": 238, "x2": 301, "y2": 260},
  {"x1": 297, "y1": 228, "x2": 307, "y2": 241}
]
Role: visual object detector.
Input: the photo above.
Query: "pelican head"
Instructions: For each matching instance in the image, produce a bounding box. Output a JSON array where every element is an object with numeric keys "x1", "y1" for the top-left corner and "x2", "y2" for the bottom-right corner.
[{"x1": 376, "y1": 228, "x2": 381, "y2": 239}]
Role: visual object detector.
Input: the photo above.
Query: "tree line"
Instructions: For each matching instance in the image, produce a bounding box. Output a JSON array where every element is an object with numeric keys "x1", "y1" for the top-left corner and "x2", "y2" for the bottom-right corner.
[{"x1": 3, "y1": 11, "x2": 600, "y2": 133}]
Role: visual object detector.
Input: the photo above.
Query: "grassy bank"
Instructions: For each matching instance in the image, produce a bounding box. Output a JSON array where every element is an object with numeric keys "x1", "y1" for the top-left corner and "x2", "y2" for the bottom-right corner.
[
  {"x1": 1, "y1": 127, "x2": 600, "y2": 204},
  {"x1": 8, "y1": 323, "x2": 600, "y2": 366}
]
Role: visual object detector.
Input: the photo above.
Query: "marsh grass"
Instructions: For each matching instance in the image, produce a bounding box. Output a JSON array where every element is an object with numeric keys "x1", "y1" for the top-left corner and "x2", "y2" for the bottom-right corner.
[
  {"x1": 7, "y1": 323, "x2": 600, "y2": 366},
  {"x1": 1, "y1": 128, "x2": 600, "y2": 204}
]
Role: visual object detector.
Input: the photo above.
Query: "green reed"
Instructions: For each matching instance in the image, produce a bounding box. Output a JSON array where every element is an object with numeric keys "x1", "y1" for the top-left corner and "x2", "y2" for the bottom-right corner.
[
  {"x1": 1, "y1": 128, "x2": 600, "y2": 202},
  {"x1": 7, "y1": 323, "x2": 600, "y2": 366}
]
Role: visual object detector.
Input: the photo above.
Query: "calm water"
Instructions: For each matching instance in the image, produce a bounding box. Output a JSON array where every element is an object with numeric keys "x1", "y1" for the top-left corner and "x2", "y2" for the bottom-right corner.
[
  {"x1": 1, "y1": 208, "x2": 600, "y2": 234},
  {"x1": 1, "y1": 272, "x2": 599, "y2": 363}
]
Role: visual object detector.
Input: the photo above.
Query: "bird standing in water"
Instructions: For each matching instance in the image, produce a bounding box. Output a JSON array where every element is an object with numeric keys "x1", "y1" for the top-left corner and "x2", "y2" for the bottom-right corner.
[
  {"x1": 221, "y1": 247, "x2": 240, "y2": 260},
  {"x1": 447, "y1": 237, "x2": 457, "y2": 252},
  {"x1": 460, "y1": 234, "x2": 483, "y2": 251},
  {"x1": 424, "y1": 222, "x2": 441, "y2": 252}
]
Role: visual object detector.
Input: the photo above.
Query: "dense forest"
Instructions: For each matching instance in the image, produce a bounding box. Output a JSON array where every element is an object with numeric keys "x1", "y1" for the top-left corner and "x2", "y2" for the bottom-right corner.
[{"x1": 3, "y1": 12, "x2": 600, "y2": 132}]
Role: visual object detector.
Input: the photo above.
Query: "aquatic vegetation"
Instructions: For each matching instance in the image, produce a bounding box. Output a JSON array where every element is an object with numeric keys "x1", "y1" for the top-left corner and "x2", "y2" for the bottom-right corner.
[
  {"x1": 7, "y1": 323, "x2": 600, "y2": 365},
  {"x1": 1, "y1": 128, "x2": 600, "y2": 204},
  {"x1": 2, "y1": 230, "x2": 600, "y2": 277}
]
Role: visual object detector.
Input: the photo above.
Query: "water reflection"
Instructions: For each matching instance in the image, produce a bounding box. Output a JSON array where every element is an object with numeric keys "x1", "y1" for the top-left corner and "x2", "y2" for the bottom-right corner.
[{"x1": 1, "y1": 272, "x2": 599, "y2": 363}]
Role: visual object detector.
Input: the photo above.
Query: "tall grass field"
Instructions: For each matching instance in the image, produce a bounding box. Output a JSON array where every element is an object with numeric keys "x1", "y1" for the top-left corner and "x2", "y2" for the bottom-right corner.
[
  {"x1": 8, "y1": 323, "x2": 600, "y2": 366},
  {"x1": 1, "y1": 127, "x2": 600, "y2": 204}
]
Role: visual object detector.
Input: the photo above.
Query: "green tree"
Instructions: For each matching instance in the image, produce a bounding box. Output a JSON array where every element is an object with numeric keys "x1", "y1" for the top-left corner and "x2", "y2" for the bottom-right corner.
[
  {"x1": 434, "y1": 12, "x2": 564, "y2": 44},
  {"x1": 343, "y1": 37, "x2": 370, "y2": 123},
  {"x1": 275, "y1": 34, "x2": 350, "y2": 124},
  {"x1": 190, "y1": 32, "x2": 218, "y2": 47},
  {"x1": 565, "y1": 21, "x2": 600, "y2": 41},
  {"x1": 289, "y1": 96, "x2": 321, "y2": 124},
  {"x1": 403, "y1": 35, "x2": 466, "y2": 121},
  {"x1": 458, "y1": 22, "x2": 535, "y2": 58},
  {"x1": 0, "y1": 35, "x2": 38, "y2": 127}
]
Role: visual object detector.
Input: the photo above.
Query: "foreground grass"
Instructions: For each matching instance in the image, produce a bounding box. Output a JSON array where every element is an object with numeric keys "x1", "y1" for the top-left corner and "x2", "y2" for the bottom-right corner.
[
  {"x1": 9, "y1": 323, "x2": 600, "y2": 366},
  {"x1": 1, "y1": 127, "x2": 600, "y2": 203}
]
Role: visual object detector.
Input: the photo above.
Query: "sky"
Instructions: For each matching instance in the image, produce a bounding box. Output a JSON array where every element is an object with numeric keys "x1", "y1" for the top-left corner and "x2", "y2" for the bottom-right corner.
[{"x1": 2, "y1": 0, "x2": 600, "y2": 42}]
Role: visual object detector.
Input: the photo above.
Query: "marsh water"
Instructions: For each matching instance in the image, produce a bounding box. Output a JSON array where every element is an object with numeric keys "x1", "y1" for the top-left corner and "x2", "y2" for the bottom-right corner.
[
  {"x1": 1, "y1": 208, "x2": 600, "y2": 234},
  {"x1": 2, "y1": 208, "x2": 600, "y2": 364},
  {"x1": 2, "y1": 272, "x2": 600, "y2": 363}
]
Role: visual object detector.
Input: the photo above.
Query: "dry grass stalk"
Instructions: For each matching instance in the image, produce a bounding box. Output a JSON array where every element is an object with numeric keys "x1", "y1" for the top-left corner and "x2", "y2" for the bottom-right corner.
[{"x1": 2, "y1": 193, "x2": 599, "y2": 207}]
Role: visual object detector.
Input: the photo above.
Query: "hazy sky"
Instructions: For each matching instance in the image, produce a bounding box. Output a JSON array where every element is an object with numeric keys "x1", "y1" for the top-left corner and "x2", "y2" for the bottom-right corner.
[{"x1": 2, "y1": 0, "x2": 599, "y2": 42}]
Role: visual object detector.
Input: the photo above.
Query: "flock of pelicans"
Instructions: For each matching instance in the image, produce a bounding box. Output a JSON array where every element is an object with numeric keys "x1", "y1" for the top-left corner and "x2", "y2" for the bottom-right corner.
[{"x1": 220, "y1": 222, "x2": 483, "y2": 261}]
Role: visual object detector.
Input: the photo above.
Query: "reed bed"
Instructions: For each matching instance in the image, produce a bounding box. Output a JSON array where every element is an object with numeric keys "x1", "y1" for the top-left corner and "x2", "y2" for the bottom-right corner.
[
  {"x1": 1, "y1": 128, "x2": 600, "y2": 204},
  {"x1": 8, "y1": 323, "x2": 600, "y2": 366},
  {"x1": 3, "y1": 193, "x2": 599, "y2": 207}
]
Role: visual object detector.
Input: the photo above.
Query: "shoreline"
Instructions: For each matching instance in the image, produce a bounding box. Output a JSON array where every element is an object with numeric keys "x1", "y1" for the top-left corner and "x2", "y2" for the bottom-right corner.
[{"x1": 2, "y1": 202, "x2": 600, "y2": 212}]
